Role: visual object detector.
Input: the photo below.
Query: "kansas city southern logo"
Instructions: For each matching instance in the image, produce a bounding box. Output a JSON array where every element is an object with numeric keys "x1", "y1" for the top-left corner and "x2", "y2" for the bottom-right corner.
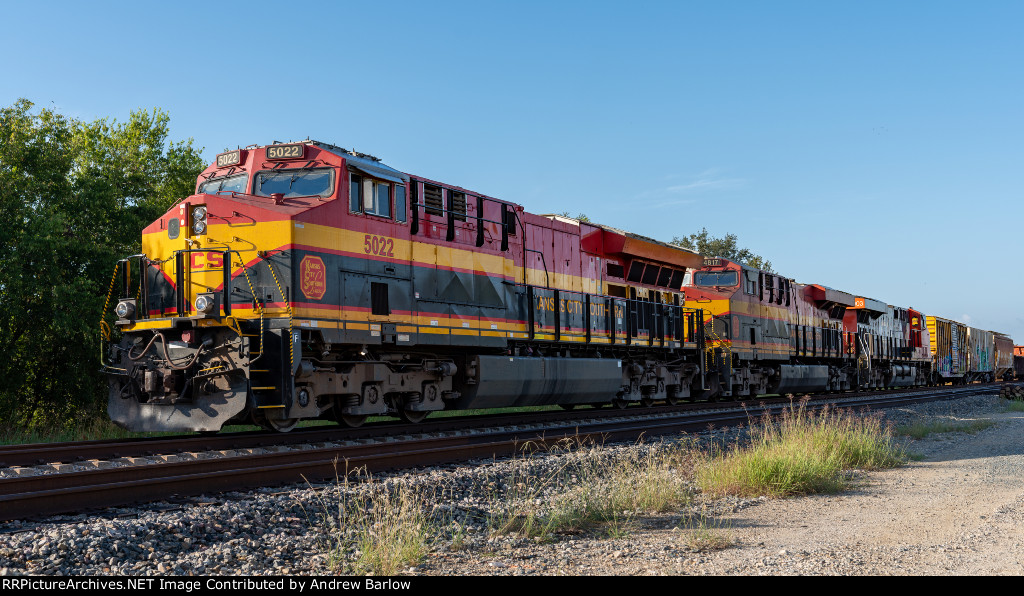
[{"x1": 299, "y1": 256, "x2": 327, "y2": 300}]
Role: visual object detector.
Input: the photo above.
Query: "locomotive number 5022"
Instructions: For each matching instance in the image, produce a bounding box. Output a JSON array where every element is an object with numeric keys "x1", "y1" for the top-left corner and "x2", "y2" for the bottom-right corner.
[{"x1": 364, "y1": 234, "x2": 395, "y2": 257}]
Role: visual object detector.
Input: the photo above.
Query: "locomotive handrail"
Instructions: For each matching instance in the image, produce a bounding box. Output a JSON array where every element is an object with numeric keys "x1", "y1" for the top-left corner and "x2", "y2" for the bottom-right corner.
[{"x1": 526, "y1": 248, "x2": 550, "y2": 288}]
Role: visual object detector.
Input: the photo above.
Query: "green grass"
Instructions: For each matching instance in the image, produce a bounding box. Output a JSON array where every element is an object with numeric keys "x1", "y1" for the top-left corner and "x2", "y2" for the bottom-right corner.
[
  {"x1": 1003, "y1": 400, "x2": 1024, "y2": 413},
  {"x1": 896, "y1": 418, "x2": 995, "y2": 439},
  {"x1": 694, "y1": 403, "x2": 907, "y2": 498},
  {"x1": 0, "y1": 417, "x2": 153, "y2": 445},
  {"x1": 0, "y1": 403, "x2": 575, "y2": 445}
]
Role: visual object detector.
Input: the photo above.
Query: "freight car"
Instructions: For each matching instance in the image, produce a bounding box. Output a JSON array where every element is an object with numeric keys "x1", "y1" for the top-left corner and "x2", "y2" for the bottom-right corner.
[
  {"x1": 1014, "y1": 346, "x2": 1024, "y2": 381},
  {"x1": 926, "y1": 318, "x2": 1008, "y2": 383},
  {"x1": 994, "y1": 333, "x2": 1014, "y2": 380},
  {"x1": 101, "y1": 140, "x2": 711, "y2": 432}
]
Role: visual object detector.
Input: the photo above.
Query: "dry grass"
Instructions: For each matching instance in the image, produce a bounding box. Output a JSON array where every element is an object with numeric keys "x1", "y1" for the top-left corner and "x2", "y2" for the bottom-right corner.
[
  {"x1": 302, "y1": 465, "x2": 435, "y2": 576},
  {"x1": 486, "y1": 438, "x2": 697, "y2": 540},
  {"x1": 682, "y1": 506, "x2": 733, "y2": 552},
  {"x1": 303, "y1": 401, "x2": 916, "y2": 571}
]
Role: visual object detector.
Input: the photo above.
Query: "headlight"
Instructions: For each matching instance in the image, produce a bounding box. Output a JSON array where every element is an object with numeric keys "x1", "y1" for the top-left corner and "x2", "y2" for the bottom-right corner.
[
  {"x1": 115, "y1": 300, "x2": 136, "y2": 320},
  {"x1": 195, "y1": 295, "x2": 215, "y2": 313},
  {"x1": 191, "y1": 205, "x2": 207, "y2": 236}
]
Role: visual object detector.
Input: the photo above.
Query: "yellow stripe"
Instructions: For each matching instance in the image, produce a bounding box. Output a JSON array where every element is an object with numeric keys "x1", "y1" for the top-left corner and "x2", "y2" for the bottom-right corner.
[{"x1": 123, "y1": 319, "x2": 176, "y2": 331}]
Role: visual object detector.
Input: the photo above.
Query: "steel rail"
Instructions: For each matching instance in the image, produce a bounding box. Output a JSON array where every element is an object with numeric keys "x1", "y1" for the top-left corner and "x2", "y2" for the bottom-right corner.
[
  {"x1": 0, "y1": 383, "x2": 1004, "y2": 521},
  {"x1": 0, "y1": 383, "x2": 1008, "y2": 468}
]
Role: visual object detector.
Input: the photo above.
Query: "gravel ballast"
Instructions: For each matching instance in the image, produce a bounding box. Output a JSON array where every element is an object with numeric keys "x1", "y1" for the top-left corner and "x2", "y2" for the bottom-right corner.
[{"x1": 1, "y1": 393, "x2": 1022, "y2": 576}]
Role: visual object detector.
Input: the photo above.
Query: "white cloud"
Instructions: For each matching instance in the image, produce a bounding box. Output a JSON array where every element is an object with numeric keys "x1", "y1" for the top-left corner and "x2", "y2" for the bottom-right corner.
[{"x1": 626, "y1": 168, "x2": 745, "y2": 208}]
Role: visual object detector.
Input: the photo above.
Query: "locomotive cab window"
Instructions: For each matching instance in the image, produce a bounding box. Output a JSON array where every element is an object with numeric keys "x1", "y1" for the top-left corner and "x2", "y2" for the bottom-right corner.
[
  {"x1": 693, "y1": 270, "x2": 738, "y2": 287},
  {"x1": 395, "y1": 184, "x2": 407, "y2": 223},
  {"x1": 743, "y1": 270, "x2": 756, "y2": 295},
  {"x1": 254, "y1": 168, "x2": 334, "y2": 199},
  {"x1": 363, "y1": 178, "x2": 391, "y2": 218},
  {"x1": 350, "y1": 173, "x2": 404, "y2": 221},
  {"x1": 199, "y1": 173, "x2": 248, "y2": 196}
]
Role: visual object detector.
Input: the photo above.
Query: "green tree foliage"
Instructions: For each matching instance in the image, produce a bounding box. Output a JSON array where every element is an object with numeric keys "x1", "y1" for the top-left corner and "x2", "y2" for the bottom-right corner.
[
  {"x1": 671, "y1": 228, "x2": 773, "y2": 272},
  {"x1": 556, "y1": 211, "x2": 591, "y2": 222},
  {"x1": 0, "y1": 99, "x2": 204, "y2": 428}
]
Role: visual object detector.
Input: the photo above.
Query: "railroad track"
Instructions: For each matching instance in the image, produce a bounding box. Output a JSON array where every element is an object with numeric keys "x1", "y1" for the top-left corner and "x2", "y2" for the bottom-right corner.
[{"x1": 0, "y1": 383, "x2": 1008, "y2": 521}]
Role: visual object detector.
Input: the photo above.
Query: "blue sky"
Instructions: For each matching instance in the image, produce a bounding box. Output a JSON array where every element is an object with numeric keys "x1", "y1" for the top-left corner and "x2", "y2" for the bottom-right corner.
[{"x1": 3, "y1": 1, "x2": 1022, "y2": 342}]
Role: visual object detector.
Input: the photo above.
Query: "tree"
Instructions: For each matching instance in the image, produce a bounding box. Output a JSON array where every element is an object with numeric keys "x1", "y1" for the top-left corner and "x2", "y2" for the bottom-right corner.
[
  {"x1": 556, "y1": 211, "x2": 591, "y2": 222},
  {"x1": 671, "y1": 228, "x2": 773, "y2": 272},
  {"x1": 0, "y1": 99, "x2": 205, "y2": 429}
]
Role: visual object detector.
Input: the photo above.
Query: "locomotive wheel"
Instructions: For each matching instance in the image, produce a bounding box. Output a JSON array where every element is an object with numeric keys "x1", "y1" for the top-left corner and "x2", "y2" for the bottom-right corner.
[
  {"x1": 338, "y1": 414, "x2": 368, "y2": 428},
  {"x1": 613, "y1": 399, "x2": 629, "y2": 409},
  {"x1": 559, "y1": 404, "x2": 577, "y2": 411},
  {"x1": 666, "y1": 396, "x2": 682, "y2": 406},
  {"x1": 266, "y1": 417, "x2": 298, "y2": 432},
  {"x1": 399, "y1": 410, "x2": 430, "y2": 424},
  {"x1": 640, "y1": 397, "x2": 655, "y2": 407}
]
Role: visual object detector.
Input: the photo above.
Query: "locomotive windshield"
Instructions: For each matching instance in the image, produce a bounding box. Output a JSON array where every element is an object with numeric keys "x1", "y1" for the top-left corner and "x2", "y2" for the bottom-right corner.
[
  {"x1": 254, "y1": 168, "x2": 334, "y2": 199},
  {"x1": 198, "y1": 173, "x2": 248, "y2": 195},
  {"x1": 692, "y1": 271, "x2": 738, "y2": 287}
]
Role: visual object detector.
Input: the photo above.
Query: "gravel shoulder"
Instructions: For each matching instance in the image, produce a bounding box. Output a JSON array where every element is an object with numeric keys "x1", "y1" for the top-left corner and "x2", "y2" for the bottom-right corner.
[
  {"x1": 1, "y1": 393, "x2": 1022, "y2": 576},
  {"x1": 422, "y1": 393, "x2": 1024, "y2": 576},
  {"x1": 676, "y1": 397, "x2": 1024, "y2": 575}
]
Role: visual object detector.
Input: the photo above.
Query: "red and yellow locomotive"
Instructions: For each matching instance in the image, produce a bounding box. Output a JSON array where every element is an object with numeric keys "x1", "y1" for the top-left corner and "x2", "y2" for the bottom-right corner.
[{"x1": 102, "y1": 140, "x2": 709, "y2": 432}]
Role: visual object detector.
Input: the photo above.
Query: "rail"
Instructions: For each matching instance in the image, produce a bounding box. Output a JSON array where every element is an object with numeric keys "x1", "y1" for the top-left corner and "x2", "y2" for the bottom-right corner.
[{"x1": 0, "y1": 382, "x2": 1003, "y2": 521}]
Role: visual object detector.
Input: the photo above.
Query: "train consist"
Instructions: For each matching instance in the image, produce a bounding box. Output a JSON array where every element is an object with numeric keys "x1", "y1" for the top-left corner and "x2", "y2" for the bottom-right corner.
[
  {"x1": 100, "y1": 140, "x2": 1014, "y2": 432},
  {"x1": 687, "y1": 259, "x2": 1014, "y2": 397}
]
